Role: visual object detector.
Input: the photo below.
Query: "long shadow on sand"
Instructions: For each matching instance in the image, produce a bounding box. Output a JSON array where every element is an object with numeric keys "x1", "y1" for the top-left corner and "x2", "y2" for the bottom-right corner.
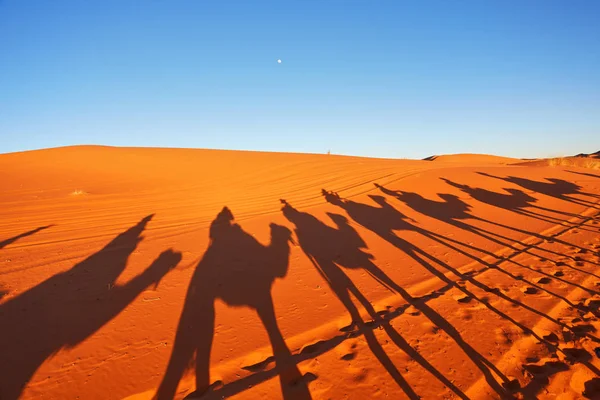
[
  {"x1": 375, "y1": 183, "x2": 600, "y2": 274},
  {"x1": 281, "y1": 200, "x2": 468, "y2": 400},
  {"x1": 567, "y1": 170, "x2": 600, "y2": 180},
  {"x1": 0, "y1": 215, "x2": 181, "y2": 399},
  {"x1": 324, "y1": 188, "x2": 600, "y2": 327},
  {"x1": 442, "y1": 178, "x2": 599, "y2": 236},
  {"x1": 156, "y1": 207, "x2": 311, "y2": 400},
  {"x1": 321, "y1": 189, "x2": 600, "y2": 391},
  {"x1": 158, "y1": 188, "x2": 600, "y2": 399},
  {"x1": 478, "y1": 173, "x2": 600, "y2": 207},
  {"x1": 0, "y1": 225, "x2": 53, "y2": 250},
  {"x1": 377, "y1": 183, "x2": 600, "y2": 300}
]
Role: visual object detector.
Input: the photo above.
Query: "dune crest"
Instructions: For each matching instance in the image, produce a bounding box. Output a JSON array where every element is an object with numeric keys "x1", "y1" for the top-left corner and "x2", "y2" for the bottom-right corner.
[{"x1": 423, "y1": 153, "x2": 521, "y2": 164}]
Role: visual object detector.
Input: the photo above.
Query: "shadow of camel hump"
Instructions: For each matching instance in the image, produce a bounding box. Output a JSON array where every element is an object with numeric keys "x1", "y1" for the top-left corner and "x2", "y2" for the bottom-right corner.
[
  {"x1": 0, "y1": 215, "x2": 181, "y2": 400},
  {"x1": 156, "y1": 207, "x2": 311, "y2": 400}
]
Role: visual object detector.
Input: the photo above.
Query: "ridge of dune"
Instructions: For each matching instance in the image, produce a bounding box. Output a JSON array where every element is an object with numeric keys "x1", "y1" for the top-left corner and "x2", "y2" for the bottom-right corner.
[
  {"x1": 1, "y1": 146, "x2": 600, "y2": 400},
  {"x1": 517, "y1": 156, "x2": 600, "y2": 170},
  {"x1": 423, "y1": 153, "x2": 521, "y2": 164},
  {"x1": 574, "y1": 150, "x2": 600, "y2": 159}
]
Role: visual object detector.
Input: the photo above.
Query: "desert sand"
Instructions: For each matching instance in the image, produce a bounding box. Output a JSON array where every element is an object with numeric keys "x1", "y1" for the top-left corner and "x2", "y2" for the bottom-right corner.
[{"x1": 1, "y1": 145, "x2": 599, "y2": 399}]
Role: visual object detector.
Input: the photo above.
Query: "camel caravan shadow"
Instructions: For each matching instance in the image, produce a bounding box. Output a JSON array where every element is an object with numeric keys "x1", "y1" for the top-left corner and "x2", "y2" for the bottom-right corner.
[
  {"x1": 0, "y1": 215, "x2": 181, "y2": 400},
  {"x1": 4, "y1": 176, "x2": 599, "y2": 399},
  {"x1": 154, "y1": 178, "x2": 600, "y2": 399}
]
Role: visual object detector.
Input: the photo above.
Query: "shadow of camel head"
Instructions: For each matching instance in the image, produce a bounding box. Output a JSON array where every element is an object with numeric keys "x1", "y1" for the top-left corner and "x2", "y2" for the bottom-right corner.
[
  {"x1": 369, "y1": 195, "x2": 387, "y2": 205},
  {"x1": 326, "y1": 212, "x2": 349, "y2": 226},
  {"x1": 269, "y1": 223, "x2": 293, "y2": 243}
]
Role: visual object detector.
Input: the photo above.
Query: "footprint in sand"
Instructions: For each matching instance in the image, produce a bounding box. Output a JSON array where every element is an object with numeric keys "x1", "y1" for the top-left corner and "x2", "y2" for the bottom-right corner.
[
  {"x1": 561, "y1": 348, "x2": 592, "y2": 364},
  {"x1": 405, "y1": 305, "x2": 421, "y2": 316},
  {"x1": 555, "y1": 261, "x2": 568, "y2": 267},
  {"x1": 522, "y1": 361, "x2": 569, "y2": 387},
  {"x1": 337, "y1": 342, "x2": 358, "y2": 361},
  {"x1": 536, "y1": 277, "x2": 552, "y2": 284},
  {"x1": 553, "y1": 270, "x2": 565, "y2": 277},
  {"x1": 583, "y1": 298, "x2": 600, "y2": 312},
  {"x1": 452, "y1": 292, "x2": 472, "y2": 303},
  {"x1": 583, "y1": 377, "x2": 600, "y2": 398},
  {"x1": 522, "y1": 287, "x2": 539, "y2": 295},
  {"x1": 542, "y1": 332, "x2": 560, "y2": 343}
]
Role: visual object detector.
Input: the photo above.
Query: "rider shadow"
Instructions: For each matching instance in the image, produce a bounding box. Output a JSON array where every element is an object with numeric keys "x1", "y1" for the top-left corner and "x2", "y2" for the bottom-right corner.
[
  {"x1": 0, "y1": 215, "x2": 180, "y2": 400},
  {"x1": 281, "y1": 199, "x2": 468, "y2": 400},
  {"x1": 156, "y1": 207, "x2": 311, "y2": 400}
]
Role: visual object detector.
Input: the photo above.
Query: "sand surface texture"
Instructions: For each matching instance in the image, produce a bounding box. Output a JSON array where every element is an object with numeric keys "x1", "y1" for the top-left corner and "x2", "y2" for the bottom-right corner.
[{"x1": 1, "y1": 146, "x2": 599, "y2": 399}]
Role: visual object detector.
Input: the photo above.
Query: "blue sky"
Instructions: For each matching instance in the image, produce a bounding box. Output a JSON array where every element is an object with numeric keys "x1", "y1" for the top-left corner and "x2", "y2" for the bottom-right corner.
[{"x1": 1, "y1": 0, "x2": 599, "y2": 159}]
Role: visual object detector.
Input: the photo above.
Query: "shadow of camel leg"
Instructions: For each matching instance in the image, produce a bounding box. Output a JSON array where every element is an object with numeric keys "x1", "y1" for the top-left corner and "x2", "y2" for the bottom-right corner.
[
  {"x1": 257, "y1": 298, "x2": 312, "y2": 400},
  {"x1": 348, "y1": 283, "x2": 468, "y2": 399},
  {"x1": 156, "y1": 299, "x2": 215, "y2": 400},
  {"x1": 342, "y1": 282, "x2": 420, "y2": 399},
  {"x1": 194, "y1": 300, "x2": 215, "y2": 396}
]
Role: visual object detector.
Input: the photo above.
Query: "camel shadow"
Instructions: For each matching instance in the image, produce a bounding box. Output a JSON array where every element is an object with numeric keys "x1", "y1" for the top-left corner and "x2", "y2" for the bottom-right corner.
[
  {"x1": 281, "y1": 199, "x2": 468, "y2": 400},
  {"x1": 440, "y1": 178, "x2": 598, "y2": 232},
  {"x1": 375, "y1": 183, "x2": 598, "y2": 273},
  {"x1": 377, "y1": 183, "x2": 599, "y2": 298},
  {"x1": 477, "y1": 173, "x2": 600, "y2": 207},
  {"x1": 0, "y1": 215, "x2": 180, "y2": 399},
  {"x1": 319, "y1": 189, "x2": 600, "y2": 394},
  {"x1": 156, "y1": 207, "x2": 311, "y2": 400}
]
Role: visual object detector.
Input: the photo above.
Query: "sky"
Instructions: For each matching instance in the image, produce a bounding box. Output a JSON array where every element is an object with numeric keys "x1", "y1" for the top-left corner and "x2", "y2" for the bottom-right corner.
[{"x1": 1, "y1": 0, "x2": 599, "y2": 159}]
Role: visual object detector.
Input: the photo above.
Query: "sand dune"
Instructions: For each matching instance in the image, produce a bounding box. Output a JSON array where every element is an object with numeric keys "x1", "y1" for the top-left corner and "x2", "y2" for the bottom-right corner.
[{"x1": 1, "y1": 146, "x2": 600, "y2": 399}]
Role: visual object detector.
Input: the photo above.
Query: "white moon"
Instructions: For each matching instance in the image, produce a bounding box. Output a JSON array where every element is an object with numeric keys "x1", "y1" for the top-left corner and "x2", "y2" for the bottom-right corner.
[{"x1": 277, "y1": 59, "x2": 282, "y2": 64}]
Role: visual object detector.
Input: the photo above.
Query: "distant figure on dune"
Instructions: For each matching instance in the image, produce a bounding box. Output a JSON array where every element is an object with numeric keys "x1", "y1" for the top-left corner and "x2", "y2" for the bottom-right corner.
[
  {"x1": 0, "y1": 215, "x2": 181, "y2": 400},
  {"x1": 156, "y1": 207, "x2": 311, "y2": 400}
]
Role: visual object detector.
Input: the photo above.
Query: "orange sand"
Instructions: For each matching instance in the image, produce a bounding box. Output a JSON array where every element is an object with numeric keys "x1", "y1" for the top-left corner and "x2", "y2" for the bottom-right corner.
[{"x1": 1, "y1": 146, "x2": 599, "y2": 399}]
